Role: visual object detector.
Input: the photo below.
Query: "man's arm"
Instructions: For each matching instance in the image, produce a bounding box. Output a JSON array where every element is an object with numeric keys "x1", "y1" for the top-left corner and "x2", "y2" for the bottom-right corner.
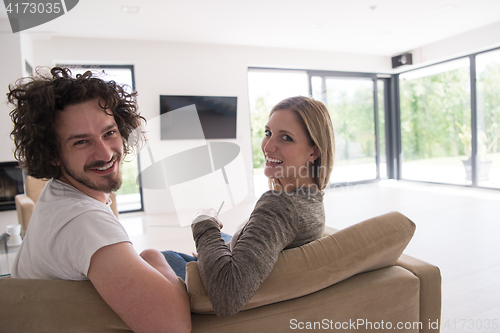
[
  {"x1": 139, "y1": 248, "x2": 187, "y2": 297},
  {"x1": 87, "y1": 242, "x2": 191, "y2": 333}
]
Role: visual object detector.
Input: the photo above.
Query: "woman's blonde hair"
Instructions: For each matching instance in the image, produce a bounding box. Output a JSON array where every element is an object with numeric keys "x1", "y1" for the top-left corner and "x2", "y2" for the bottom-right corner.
[{"x1": 267, "y1": 96, "x2": 335, "y2": 191}]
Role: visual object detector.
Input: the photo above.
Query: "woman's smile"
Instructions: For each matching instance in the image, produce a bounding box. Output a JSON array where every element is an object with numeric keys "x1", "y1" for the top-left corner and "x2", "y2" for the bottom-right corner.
[{"x1": 265, "y1": 155, "x2": 284, "y2": 165}]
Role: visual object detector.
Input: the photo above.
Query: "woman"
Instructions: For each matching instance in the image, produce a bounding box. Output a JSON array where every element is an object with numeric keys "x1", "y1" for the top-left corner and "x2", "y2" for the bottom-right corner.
[{"x1": 166, "y1": 96, "x2": 334, "y2": 317}]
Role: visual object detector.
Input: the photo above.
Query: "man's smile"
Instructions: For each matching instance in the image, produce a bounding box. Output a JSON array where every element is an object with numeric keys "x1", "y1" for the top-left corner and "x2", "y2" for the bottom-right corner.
[{"x1": 89, "y1": 159, "x2": 118, "y2": 175}]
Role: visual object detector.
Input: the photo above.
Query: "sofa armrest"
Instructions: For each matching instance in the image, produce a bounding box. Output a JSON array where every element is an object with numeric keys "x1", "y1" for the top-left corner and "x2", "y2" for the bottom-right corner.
[
  {"x1": 15, "y1": 194, "x2": 34, "y2": 237},
  {"x1": 397, "y1": 254, "x2": 442, "y2": 332}
]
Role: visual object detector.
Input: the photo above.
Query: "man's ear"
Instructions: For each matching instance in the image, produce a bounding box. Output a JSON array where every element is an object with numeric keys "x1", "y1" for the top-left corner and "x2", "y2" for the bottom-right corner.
[
  {"x1": 51, "y1": 160, "x2": 60, "y2": 167},
  {"x1": 308, "y1": 146, "x2": 320, "y2": 162}
]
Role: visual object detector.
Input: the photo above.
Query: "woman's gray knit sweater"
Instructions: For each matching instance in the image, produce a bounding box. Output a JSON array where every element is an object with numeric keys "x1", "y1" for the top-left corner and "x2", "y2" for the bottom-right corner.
[{"x1": 191, "y1": 187, "x2": 325, "y2": 317}]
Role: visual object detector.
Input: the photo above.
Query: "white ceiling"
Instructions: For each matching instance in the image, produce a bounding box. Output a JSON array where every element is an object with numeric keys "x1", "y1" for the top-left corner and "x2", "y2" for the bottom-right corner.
[{"x1": 2, "y1": 0, "x2": 500, "y2": 57}]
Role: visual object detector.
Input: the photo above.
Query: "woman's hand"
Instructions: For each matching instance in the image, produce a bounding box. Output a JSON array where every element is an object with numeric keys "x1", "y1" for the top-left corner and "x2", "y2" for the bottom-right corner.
[
  {"x1": 193, "y1": 208, "x2": 223, "y2": 229},
  {"x1": 198, "y1": 208, "x2": 218, "y2": 219}
]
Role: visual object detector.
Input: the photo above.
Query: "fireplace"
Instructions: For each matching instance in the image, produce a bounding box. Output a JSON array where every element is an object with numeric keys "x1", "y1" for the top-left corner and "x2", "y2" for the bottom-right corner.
[{"x1": 0, "y1": 162, "x2": 24, "y2": 211}]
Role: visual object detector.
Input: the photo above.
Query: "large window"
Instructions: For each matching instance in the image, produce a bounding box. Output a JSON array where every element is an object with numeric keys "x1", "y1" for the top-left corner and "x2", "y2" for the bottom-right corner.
[
  {"x1": 248, "y1": 69, "x2": 386, "y2": 194},
  {"x1": 399, "y1": 49, "x2": 500, "y2": 190},
  {"x1": 399, "y1": 59, "x2": 471, "y2": 185},
  {"x1": 247, "y1": 69, "x2": 309, "y2": 196},
  {"x1": 249, "y1": 49, "x2": 500, "y2": 192},
  {"x1": 61, "y1": 65, "x2": 143, "y2": 212},
  {"x1": 311, "y1": 75, "x2": 379, "y2": 183}
]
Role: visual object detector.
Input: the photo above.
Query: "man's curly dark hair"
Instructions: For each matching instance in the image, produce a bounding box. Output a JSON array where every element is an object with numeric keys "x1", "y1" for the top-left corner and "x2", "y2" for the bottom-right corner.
[{"x1": 8, "y1": 66, "x2": 146, "y2": 180}]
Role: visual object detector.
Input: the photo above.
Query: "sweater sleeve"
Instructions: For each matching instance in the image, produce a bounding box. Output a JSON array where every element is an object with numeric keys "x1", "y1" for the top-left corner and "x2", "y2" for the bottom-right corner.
[{"x1": 191, "y1": 192, "x2": 299, "y2": 317}]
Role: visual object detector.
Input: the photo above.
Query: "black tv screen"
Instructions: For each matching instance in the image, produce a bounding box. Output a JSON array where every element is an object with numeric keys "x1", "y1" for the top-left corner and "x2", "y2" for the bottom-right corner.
[
  {"x1": 0, "y1": 161, "x2": 23, "y2": 211},
  {"x1": 160, "y1": 95, "x2": 237, "y2": 140}
]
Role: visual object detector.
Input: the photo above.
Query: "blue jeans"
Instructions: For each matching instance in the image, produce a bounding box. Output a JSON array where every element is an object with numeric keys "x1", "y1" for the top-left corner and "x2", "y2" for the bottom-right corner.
[{"x1": 162, "y1": 232, "x2": 232, "y2": 280}]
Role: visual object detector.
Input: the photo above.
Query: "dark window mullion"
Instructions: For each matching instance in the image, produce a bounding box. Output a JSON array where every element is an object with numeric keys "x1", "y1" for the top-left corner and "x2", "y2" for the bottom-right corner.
[{"x1": 374, "y1": 78, "x2": 380, "y2": 180}]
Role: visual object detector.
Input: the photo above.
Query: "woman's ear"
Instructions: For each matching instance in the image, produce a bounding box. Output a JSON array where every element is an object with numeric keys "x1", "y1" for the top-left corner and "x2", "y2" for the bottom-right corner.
[{"x1": 308, "y1": 146, "x2": 320, "y2": 162}]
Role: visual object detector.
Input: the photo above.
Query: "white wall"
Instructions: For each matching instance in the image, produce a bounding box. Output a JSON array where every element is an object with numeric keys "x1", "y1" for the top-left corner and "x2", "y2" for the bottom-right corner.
[
  {"x1": 4, "y1": 22, "x2": 500, "y2": 215},
  {"x1": 23, "y1": 36, "x2": 389, "y2": 216},
  {"x1": 0, "y1": 19, "x2": 23, "y2": 162},
  {"x1": 20, "y1": 34, "x2": 35, "y2": 76},
  {"x1": 405, "y1": 20, "x2": 500, "y2": 71}
]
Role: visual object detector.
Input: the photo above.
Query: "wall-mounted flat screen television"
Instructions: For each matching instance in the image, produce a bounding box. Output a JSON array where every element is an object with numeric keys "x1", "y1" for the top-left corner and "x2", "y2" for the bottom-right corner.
[
  {"x1": 160, "y1": 95, "x2": 237, "y2": 140},
  {"x1": 0, "y1": 161, "x2": 24, "y2": 211}
]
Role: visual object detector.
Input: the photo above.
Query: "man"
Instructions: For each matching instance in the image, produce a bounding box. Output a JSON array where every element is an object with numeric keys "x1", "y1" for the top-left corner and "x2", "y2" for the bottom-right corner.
[{"x1": 8, "y1": 67, "x2": 191, "y2": 333}]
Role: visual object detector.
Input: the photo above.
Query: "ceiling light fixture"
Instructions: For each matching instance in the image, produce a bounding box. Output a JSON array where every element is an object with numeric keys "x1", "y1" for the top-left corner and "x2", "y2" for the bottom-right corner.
[
  {"x1": 308, "y1": 23, "x2": 322, "y2": 29},
  {"x1": 378, "y1": 31, "x2": 392, "y2": 37},
  {"x1": 122, "y1": 6, "x2": 140, "y2": 14},
  {"x1": 437, "y1": 4, "x2": 457, "y2": 12}
]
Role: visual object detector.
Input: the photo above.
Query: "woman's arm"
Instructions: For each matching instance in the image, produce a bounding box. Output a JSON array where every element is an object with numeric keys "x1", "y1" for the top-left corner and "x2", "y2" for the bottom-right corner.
[{"x1": 192, "y1": 193, "x2": 299, "y2": 317}]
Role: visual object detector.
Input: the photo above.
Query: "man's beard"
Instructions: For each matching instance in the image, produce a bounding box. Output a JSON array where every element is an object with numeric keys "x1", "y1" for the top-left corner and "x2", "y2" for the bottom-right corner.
[{"x1": 61, "y1": 153, "x2": 123, "y2": 193}]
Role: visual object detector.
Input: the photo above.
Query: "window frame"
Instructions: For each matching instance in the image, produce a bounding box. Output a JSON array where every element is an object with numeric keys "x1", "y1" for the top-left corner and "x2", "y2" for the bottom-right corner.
[
  {"x1": 395, "y1": 46, "x2": 500, "y2": 190},
  {"x1": 248, "y1": 67, "x2": 394, "y2": 188}
]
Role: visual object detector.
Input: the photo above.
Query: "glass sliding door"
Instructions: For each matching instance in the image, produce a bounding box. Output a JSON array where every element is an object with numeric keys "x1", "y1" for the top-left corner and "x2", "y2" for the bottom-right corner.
[
  {"x1": 399, "y1": 58, "x2": 471, "y2": 185},
  {"x1": 476, "y1": 50, "x2": 500, "y2": 189},
  {"x1": 312, "y1": 76, "x2": 378, "y2": 184},
  {"x1": 247, "y1": 69, "x2": 309, "y2": 196}
]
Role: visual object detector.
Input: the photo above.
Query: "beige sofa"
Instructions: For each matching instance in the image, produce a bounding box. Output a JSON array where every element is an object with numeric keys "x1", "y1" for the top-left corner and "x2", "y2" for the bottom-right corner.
[{"x1": 0, "y1": 212, "x2": 441, "y2": 332}]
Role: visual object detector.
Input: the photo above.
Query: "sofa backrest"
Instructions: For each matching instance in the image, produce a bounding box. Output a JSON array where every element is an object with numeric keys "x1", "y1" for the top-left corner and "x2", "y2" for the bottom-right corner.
[
  {"x1": 186, "y1": 211, "x2": 416, "y2": 314},
  {"x1": 0, "y1": 277, "x2": 132, "y2": 332},
  {"x1": 25, "y1": 176, "x2": 47, "y2": 204}
]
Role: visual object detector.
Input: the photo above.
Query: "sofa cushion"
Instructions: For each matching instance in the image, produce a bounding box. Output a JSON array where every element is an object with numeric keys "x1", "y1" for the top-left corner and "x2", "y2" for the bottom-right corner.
[{"x1": 186, "y1": 211, "x2": 416, "y2": 314}]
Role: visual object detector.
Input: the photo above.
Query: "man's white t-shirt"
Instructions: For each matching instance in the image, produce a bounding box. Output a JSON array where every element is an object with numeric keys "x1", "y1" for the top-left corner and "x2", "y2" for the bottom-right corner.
[{"x1": 11, "y1": 179, "x2": 130, "y2": 280}]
